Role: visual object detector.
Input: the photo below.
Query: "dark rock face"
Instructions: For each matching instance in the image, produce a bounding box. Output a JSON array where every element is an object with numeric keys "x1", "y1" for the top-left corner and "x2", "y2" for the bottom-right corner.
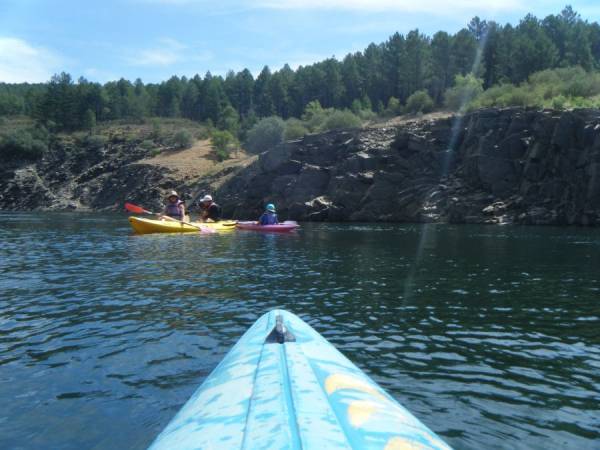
[
  {"x1": 0, "y1": 138, "x2": 192, "y2": 212},
  {"x1": 3, "y1": 108, "x2": 600, "y2": 226},
  {"x1": 218, "y1": 108, "x2": 600, "y2": 226}
]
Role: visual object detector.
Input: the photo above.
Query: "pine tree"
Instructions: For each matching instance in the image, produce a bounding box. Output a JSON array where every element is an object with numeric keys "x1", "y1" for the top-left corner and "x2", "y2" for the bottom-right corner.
[
  {"x1": 203, "y1": 76, "x2": 228, "y2": 124},
  {"x1": 254, "y1": 66, "x2": 275, "y2": 117},
  {"x1": 82, "y1": 108, "x2": 96, "y2": 131},
  {"x1": 430, "y1": 31, "x2": 452, "y2": 103},
  {"x1": 404, "y1": 30, "x2": 431, "y2": 95},
  {"x1": 341, "y1": 54, "x2": 363, "y2": 107},
  {"x1": 321, "y1": 58, "x2": 344, "y2": 108},
  {"x1": 450, "y1": 29, "x2": 478, "y2": 77},
  {"x1": 383, "y1": 33, "x2": 407, "y2": 101},
  {"x1": 512, "y1": 15, "x2": 559, "y2": 82}
]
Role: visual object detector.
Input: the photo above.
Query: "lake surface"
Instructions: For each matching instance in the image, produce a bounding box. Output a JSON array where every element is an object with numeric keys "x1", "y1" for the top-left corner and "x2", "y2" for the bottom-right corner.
[{"x1": 1, "y1": 212, "x2": 599, "y2": 450}]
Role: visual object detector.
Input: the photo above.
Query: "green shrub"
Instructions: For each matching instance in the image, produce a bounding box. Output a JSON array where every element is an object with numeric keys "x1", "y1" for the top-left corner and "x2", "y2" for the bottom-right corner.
[
  {"x1": 173, "y1": 129, "x2": 193, "y2": 149},
  {"x1": 217, "y1": 105, "x2": 240, "y2": 135},
  {"x1": 354, "y1": 109, "x2": 375, "y2": 121},
  {"x1": 360, "y1": 95, "x2": 373, "y2": 111},
  {"x1": 350, "y1": 99, "x2": 363, "y2": 114},
  {"x1": 150, "y1": 119, "x2": 162, "y2": 140},
  {"x1": 140, "y1": 139, "x2": 155, "y2": 150},
  {"x1": 302, "y1": 100, "x2": 328, "y2": 132},
  {"x1": 469, "y1": 67, "x2": 600, "y2": 110},
  {"x1": 350, "y1": 98, "x2": 376, "y2": 121},
  {"x1": 84, "y1": 134, "x2": 108, "y2": 150},
  {"x1": 529, "y1": 67, "x2": 600, "y2": 98},
  {"x1": 0, "y1": 128, "x2": 47, "y2": 160},
  {"x1": 406, "y1": 90, "x2": 435, "y2": 114},
  {"x1": 552, "y1": 95, "x2": 568, "y2": 109},
  {"x1": 195, "y1": 128, "x2": 211, "y2": 140},
  {"x1": 211, "y1": 130, "x2": 237, "y2": 161},
  {"x1": 82, "y1": 109, "x2": 96, "y2": 131},
  {"x1": 471, "y1": 83, "x2": 513, "y2": 108},
  {"x1": 383, "y1": 97, "x2": 402, "y2": 117},
  {"x1": 322, "y1": 109, "x2": 362, "y2": 131},
  {"x1": 0, "y1": 93, "x2": 23, "y2": 116},
  {"x1": 564, "y1": 74, "x2": 600, "y2": 98},
  {"x1": 500, "y1": 87, "x2": 538, "y2": 107},
  {"x1": 444, "y1": 74, "x2": 484, "y2": 111},
  {"x1": 30, "y1": 123, "x2": 50, "y2": 143},
  {"x1": 245, "y1": 116, "x2": 285, "y2": 153},
  {"x1": 204, "y1": 118, "x2": 215, "y2": 131},
  {"x1": 284, "y1": 118, "x2": 308, "y2": 140}
]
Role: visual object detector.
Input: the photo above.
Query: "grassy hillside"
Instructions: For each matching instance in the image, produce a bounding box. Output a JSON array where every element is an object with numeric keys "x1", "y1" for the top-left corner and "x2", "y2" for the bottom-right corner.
[{"x1": 0, "y1": 117, "x2": 213, "y2": 162}]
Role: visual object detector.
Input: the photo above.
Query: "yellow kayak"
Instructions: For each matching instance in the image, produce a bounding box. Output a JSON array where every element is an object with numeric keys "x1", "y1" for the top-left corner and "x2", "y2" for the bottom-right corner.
[{"x1": 128, "y1": 216, "x2": 237, "y2": 234}]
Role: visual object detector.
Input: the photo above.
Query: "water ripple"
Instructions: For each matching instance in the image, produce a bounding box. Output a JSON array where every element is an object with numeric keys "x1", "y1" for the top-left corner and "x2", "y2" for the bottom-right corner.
[{"x1": 0, "y1": 213, "x2": 599, "y2": 449}]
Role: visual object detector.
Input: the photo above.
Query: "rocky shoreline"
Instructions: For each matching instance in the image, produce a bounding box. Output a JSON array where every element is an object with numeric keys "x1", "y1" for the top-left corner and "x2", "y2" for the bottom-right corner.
[
  {"x1": 2, "y1": 107, "x2": 600, "y2": 226},
  {"x1": 218, "y1": 107, "x2": 600, "y2": 226}
]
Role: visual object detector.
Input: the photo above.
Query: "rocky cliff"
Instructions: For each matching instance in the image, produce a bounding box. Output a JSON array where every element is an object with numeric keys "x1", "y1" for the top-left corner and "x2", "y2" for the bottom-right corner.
[
  {"x1": 2, "y1": 108, "x2": 600, "y2": 226},
  {"x1": 218, "y1": 108, "x2": 600, "y2": 226},
  {"x1": 0, "y1": 134, "x2": 251, "y2": 213}
]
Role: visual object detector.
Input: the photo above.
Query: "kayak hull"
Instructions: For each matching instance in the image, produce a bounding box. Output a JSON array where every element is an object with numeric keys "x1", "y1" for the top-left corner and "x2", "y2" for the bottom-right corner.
[
  {"x1": 149, "y1": 310, "x2": 451, "y2": 450},
  {"x1": 236, "y1": 220, "x2": 299, "y2": 232},
  {"x1": 128, "y1": 216, "x2": 237, "y2": 234}
]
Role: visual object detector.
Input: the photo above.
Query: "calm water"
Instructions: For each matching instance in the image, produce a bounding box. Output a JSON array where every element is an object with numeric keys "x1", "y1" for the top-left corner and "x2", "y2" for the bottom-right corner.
[{"x1": 0, "y1": 213, "x2": 599, "y2": 450}]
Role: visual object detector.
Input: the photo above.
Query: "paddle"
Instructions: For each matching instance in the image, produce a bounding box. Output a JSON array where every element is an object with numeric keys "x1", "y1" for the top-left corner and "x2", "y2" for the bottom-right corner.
[{"x1": 124, "y1": 202, "x2": 213, "y2": 233}]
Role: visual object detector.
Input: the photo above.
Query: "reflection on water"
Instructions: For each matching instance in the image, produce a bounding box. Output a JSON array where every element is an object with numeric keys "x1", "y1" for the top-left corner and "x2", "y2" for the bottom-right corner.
[{"x1": 0, "y1": 212, "x2": 599, "y2": 449}]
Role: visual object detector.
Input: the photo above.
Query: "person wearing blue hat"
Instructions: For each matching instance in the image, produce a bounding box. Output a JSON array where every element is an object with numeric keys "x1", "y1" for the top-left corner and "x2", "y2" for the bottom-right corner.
[{"x1": 258, "y1": 203, "x2": 279, "y2": 225}]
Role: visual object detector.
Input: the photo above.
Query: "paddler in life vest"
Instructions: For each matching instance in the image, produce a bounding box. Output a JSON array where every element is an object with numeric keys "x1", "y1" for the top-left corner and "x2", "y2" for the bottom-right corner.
[
  {"x1": 258, "y1": 203, "x2": 279, "y2": 225},
  {"x1": 198, "y1": 194, "x2": 221, "y2": 222},
  {"x1": 163, "y1": 190, "x2": 185, "y2": 220}
]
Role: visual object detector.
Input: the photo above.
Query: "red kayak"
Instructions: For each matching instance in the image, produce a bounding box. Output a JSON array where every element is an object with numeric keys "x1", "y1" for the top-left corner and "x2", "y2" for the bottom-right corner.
[{"x1": 236, "y1": 221, "x2": 299, "y2": 232}]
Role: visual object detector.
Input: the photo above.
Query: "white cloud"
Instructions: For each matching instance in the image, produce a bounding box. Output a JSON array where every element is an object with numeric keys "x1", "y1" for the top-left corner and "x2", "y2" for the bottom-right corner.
[
  {"x1": 128, "y1": 38, "x2": 186, "y2": 66},
  {"x1": 256, "y1": 0, "x2": 523, "y2": 14},
  {"x1": 0, "y1": 37, "x2": 62, "y2": 83},
  {"x1": 128, "y1": 38, "x2": 212, "y2": 67}
]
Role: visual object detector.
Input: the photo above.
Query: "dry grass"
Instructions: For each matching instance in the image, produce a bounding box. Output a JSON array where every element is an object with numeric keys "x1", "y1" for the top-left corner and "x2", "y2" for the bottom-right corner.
[
  {"x1": 139, "y1": 138, "x2": 256, "y2": 182},
  {"x1": 368, "y1": 111, "x2": 455, "y2": 128}
]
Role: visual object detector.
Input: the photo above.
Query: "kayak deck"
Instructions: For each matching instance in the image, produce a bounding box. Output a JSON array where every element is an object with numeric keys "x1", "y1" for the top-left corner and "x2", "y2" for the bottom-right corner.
[
  {"x1": 128, "y1": 216, "x2": 237, "y2": 234},
  {"x1": 236, "y1": 220, "x2": 299, "y2": 232},
  {"x1": 149, "y1": 310, "x2": 451, "y2": 450}
]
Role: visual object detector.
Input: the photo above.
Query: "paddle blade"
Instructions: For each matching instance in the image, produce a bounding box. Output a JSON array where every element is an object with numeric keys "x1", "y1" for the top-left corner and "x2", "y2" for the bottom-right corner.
[
  {"x1": 125, "y1": 202, "x2": 145, "y2": 214},
  {"x1": 199, "y1": 225, "x2": 217, "y2": 234}
]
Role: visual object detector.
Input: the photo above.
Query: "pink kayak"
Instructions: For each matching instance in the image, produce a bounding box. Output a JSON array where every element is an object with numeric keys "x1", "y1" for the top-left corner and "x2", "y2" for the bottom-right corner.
[{"x1": 236, "y1": 221, "x2": 299, "y2": 232}]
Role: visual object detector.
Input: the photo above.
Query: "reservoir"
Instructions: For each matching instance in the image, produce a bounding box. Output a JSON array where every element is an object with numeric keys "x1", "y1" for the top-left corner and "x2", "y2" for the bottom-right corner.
[{"x1": 1, "y1": 213, "x2": 598, "y2": 449}]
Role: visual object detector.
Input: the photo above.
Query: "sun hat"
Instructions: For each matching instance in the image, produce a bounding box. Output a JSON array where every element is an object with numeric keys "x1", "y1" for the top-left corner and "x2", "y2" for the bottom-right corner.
[
  {"x1": 201, "y1": 195, "x2": 213, "y2": 202},
  {"x1": 167, "y1": 190, "x2": 179, "y2": 199}
]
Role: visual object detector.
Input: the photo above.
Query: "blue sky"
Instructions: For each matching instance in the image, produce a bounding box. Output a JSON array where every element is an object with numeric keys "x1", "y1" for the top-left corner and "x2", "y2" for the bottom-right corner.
[{"x1": 1, "y1": 0, "x2": 599, "y2": 83}]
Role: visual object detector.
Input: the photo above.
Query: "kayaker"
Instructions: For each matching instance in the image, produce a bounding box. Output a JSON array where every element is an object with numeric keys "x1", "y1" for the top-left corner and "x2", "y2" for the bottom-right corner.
[
  {"x1": 199, "y1": 195, "x2": 221, "y2": 222},
  {"x1": 163, "y1": 190, "x2": 185, "y2": 220},
  {"x1": 258, "y1": 203, "x2": 279, "y2": 225}
]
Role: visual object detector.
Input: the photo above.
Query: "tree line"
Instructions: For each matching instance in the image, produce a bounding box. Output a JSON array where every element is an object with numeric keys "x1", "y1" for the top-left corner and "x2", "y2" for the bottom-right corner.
[{"x1": 1, "y1": 6, "x2": 599, "y2": 133}]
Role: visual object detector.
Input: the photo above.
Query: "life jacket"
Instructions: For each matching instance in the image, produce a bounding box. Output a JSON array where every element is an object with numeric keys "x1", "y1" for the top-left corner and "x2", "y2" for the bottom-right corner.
[
  {"x1": 202, "y1": 202, "x2": 221, "y2": 221},
  {"x1": 259, "y1": 212, "x2": 278, "y2": 225},
  {"x1": 165, "y1": 200, "x2": 183, "y2": 219}
]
